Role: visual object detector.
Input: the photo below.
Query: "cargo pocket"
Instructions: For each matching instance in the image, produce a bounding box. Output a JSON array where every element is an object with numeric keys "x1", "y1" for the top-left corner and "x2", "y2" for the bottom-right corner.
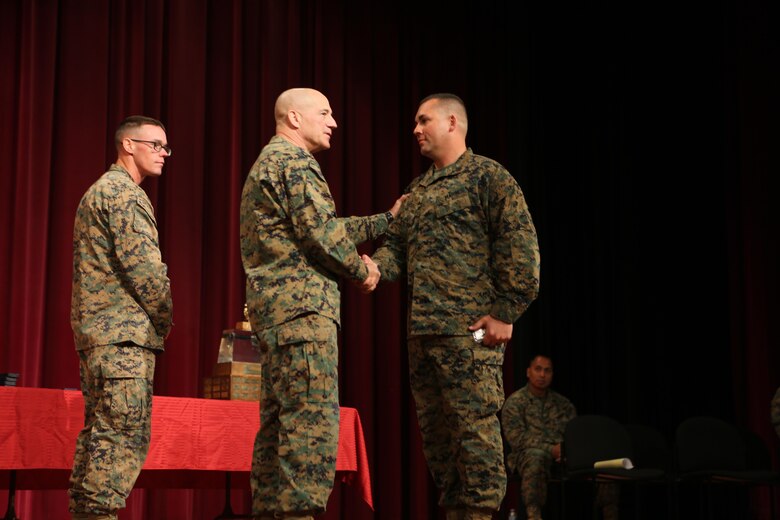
[
  {"x1": 276, "y1": 315, "x2": 337, "y2": 403},
  {"x1": 97, "y1": 345, "x2": 155, "y2": 431},
  {"x1": 472, "y1": 347, "x2": 505, "y2": 412},
  {"x1": 101, "y1": 378, "x2": 151, "y2": 431}
]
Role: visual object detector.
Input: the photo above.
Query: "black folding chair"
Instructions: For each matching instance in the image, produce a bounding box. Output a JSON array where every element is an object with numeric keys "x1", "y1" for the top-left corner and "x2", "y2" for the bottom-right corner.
[
  {"x1": 674, "y1": 416, "x2": 780, "y2": 520},
  {"x1": 561, "y1": 415, "x2": 667, "y2": 519},
  {"x1": 623, "y1": 423, "x2": 675, "y2": 519}
]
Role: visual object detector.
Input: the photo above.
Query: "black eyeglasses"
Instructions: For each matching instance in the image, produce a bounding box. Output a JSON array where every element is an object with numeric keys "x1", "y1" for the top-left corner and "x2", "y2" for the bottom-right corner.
[{"x1": 129, "y1": 138, "x2": 173, "y2": 156}]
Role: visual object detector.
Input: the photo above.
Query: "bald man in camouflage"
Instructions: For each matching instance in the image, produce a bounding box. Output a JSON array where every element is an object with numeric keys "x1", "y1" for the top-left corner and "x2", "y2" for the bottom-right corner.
[
  {"x1": 240, "y1": 88, "x2": 404, "y2": 519},
  {"x1": 69, "y1": 115, "x2": 173, "y2": 520},
  {"x1": 370, "y1": 93, "x2": 541, "y2": 520}
]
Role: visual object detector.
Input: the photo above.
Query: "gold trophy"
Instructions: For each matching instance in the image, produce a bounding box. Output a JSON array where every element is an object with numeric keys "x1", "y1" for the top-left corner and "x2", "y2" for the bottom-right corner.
[
  {"x1": 236, "y1": 303, "x2": 252, "y2": 332},
  {"x1": 203, "y1": 304, "x2": 262, "y2": 401}
]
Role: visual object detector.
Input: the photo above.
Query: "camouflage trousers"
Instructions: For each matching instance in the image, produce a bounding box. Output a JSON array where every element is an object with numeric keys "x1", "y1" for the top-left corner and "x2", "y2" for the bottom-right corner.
[
  {"x1": 517, "y1": 448, "x2": 554, "y2": 509},
  {"x1": 517, "y1": 450, "x2": 619, "y2": 511},
  {"x1": 251, "y1": 314, "x2": 340, "y2": 517},
  {"x1": 68, "y1": 343, "x2": 155, "y2": 516},
  {"x1": 408, "y1": 335, "x2": 507, "y2": 511}
]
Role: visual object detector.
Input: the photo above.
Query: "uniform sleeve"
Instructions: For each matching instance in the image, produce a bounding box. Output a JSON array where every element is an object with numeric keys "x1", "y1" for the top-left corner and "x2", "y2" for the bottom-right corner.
[
  {"x1": 372, "y1": 215, "x2": 407, "y2": 283},
  {"x1": 338, "y1": 213, "x2": 389, "y2": 245},
  {"x1": 487, "y1": 171, "x2": 541, "y2": 323},
  {"x1": 371, "y1": 182, "x2": 413, "y2": 282},
  {"x1": 287, "y1": 164, "x2": 368, "y2": 282},
  {"x1": 560, "y1": 400, "x2": 577, "y2": 434},
  {"x1": 111, "y1": 194, "x2": 173, "y2": 338}
]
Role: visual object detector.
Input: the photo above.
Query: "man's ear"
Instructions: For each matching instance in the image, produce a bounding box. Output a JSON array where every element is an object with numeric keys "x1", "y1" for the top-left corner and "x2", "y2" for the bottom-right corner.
[
  {"x1": 449, "y1": 114, "x2": 458, "y2": 132},
  {"x1": 288, "y1": 110, "x2": 301, "y2": 129},
  {"x1": 121, "y1": 137, "x2": 134, "y2": 155}
]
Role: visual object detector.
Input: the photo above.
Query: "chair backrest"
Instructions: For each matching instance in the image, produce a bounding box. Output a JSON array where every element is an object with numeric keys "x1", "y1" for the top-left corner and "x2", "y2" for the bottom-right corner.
[
  {"x1": 674, "y1": 416, "x2": 746, "y2": 473},
  {"x1": 563, "y1": 414, "x2": 633, "y2": 472},
  {"x1": 742, "y1": 429, "x2": 773, "y2": 471},
  {"x1": 624, "y1": 423, "x2": 673, "y2": 473}
]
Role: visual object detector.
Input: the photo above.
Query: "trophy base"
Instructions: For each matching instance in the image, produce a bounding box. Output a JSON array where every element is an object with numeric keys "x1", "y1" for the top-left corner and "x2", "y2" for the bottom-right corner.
[
  {"x1": 235, "y1": 320, "x2": 252, "y2": 332},
  {"x1": 203, "y1": 362, "x2": 261, "y2": 401}
]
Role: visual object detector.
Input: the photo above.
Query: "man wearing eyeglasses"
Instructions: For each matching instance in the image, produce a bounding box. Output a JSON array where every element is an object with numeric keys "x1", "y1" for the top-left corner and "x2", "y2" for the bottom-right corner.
[{"x1": 68, "y1": 115, "x2": 173, "y2": 520}]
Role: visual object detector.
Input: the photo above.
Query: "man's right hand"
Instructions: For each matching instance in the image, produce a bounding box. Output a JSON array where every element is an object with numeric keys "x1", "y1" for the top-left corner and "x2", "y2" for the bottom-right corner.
[
  {"x1": 357, "y1": 254, "x2": 380, "y2": 293},
  {"x1": 552, "y1": 443, "x2": 562, "y2": 462},
  {"x1": 388, "y1": 193, "x2": 410, "y2": 219}
]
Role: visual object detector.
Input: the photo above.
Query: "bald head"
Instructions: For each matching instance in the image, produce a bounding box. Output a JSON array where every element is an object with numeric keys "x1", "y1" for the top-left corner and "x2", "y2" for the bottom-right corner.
[
  {"x1": 274, "y1": 88, "x2": 337, "y2": 153},
  {"x1": 275, "y1": 88, "x2": 323, "y2": 125}
]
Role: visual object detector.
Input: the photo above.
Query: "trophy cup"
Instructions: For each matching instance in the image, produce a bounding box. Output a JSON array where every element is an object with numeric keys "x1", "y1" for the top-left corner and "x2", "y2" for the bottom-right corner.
[{"x1": 203, "y1": 304, "x2": 262, "y2": 401}]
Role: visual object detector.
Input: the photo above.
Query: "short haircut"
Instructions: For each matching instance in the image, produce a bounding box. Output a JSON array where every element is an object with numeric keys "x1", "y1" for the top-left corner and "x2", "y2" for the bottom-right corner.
[
  {"x1": 419, "y1": 92, "x2": 468, "y2": 130},
  {"x1": 420, "y1": 92, "x2": 466, "y2": 109},
  {"x1": 528, "y1": 353, "x2": 553, "y2": 368},
  {"x1": 114, "y1": 115, "x2": 166, "y2": 147}
]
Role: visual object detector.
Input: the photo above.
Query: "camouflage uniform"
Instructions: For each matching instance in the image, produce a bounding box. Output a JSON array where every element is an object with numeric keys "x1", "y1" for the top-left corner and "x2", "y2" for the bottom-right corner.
[
  {"x1": 772, "y1": 387, "x2": 780, "y2": 439},
  {"x1": 373, "y1": 149, "x2": 541, "y2": 511},
  {"x1": 501, "y1": 384, "x2": 576, "y2": 511},
  {"x1": 501, "y1": 385, "x2": 620, "y2": 518},
  {"x1": 69, "y1": 165, "x2": 172, "y2": 518},
  {"x1": 240, "y1": 136, "x2": 390, "y2": 516}
]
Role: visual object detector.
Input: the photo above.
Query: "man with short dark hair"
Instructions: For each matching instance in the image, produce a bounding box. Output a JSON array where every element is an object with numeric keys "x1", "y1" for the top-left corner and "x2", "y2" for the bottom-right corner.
[
  {"x1": 371, "y1": 93, "x2": 541, "y2": 520},
  {"x1": 501, "y1": 355, "x2": 573, "y2": 520},
  {"x1": 69, "y1": 115, "x2": 173, "y2": 520},
  {"x1": 501, "y1": 355, "x2": 619, "y2": 520}
]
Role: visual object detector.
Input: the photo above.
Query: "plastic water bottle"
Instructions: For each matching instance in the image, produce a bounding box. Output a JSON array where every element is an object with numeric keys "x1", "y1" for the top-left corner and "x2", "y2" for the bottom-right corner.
[{"x1": 507, "y1": 508, "x2": 518, "y2": 520}]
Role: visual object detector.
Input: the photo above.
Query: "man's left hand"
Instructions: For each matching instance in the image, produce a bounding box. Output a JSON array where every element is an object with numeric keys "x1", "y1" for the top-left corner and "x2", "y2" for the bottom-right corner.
[{"x1": 468, "y1": 315, "x2": 513, "y2": 346}]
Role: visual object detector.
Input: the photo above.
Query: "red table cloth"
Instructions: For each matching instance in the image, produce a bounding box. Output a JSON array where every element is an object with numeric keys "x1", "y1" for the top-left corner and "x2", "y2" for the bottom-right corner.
[{"x1": 0, "y1": 386, "x2": 372, "y2": 509}]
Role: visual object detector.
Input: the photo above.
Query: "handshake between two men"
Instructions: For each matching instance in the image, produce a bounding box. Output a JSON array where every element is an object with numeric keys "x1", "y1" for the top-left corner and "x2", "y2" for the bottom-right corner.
[
  {"x1": 351, "y1": 192, "x2": 513, "y2": 348},
  {"x1": 355, "y1": 193, "x2": 408, "y2": 294}
]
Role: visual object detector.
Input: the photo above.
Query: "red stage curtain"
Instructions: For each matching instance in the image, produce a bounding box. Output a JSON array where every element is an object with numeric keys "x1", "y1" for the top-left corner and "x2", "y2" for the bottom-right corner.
[
  {"x1": 0, "y1": 1, "x2": 414, "y2": 518},
  {"x1": 1, "y1": 1, "x2": 778, "y2": 519}
]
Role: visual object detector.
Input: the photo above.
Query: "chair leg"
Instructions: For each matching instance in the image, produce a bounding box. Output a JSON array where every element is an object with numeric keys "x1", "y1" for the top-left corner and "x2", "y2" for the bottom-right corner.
[
  {"x1": 561, "y1": 480, "x2": 566, "y2": 520},
  {"x1": 705, "y1": 482, "x2": 713, "y2": 520},
  {"x1": 634, "y1": 483, "x2": 640, "y2": 520},
  {"x1": 548, "y1": 478, "x2": 562, "y2": 520},
  {"x1": 699, "y1": 482, "x2": 710, "y2": 519}
]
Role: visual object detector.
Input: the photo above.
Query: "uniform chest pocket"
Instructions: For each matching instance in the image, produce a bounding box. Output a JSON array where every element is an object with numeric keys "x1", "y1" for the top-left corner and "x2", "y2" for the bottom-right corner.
[{"x1": 435, "y1": 191, "x2": 472, "y2": 218}]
